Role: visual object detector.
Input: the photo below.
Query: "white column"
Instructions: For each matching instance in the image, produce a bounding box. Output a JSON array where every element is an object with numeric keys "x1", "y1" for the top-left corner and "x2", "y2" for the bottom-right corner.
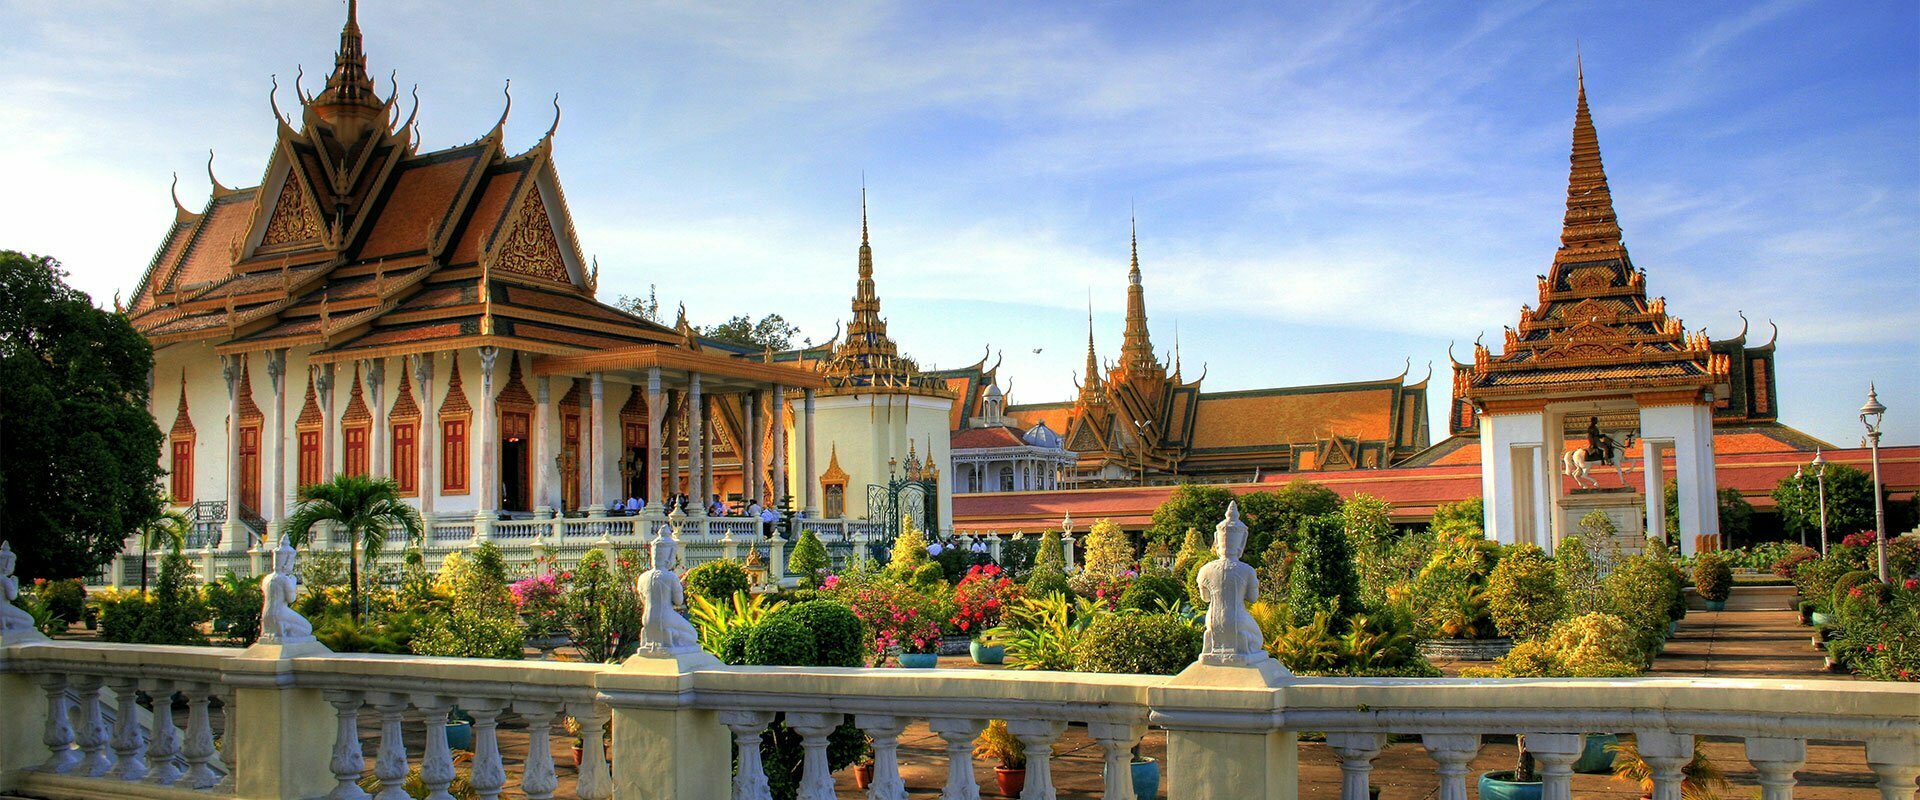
[
  {"x1": 1643, "y1": 438, "x2": 1667, "y2": 546},
  {"x1": 1743, "y1": 737, "x2": 1805, "y2": 800},
  {"x1": 366, "y1": 358, "x2": 386, "y2": 478},
  {"x1": 803, "y1": 388, "x2": 818, "y2": 516},
  {"x1": 644, "y1": 368, "x2": 663, "y2": 512},
  {"x1": 745, "y1": 390, "x2": 762, "y2": 505},
  {"x1": 534, "y1": 376, "x2": 553, "y2": 517},
  {"x1": 1543, "y1": 409, "x2": 1566, "y2": 552},
  {"x1": 665, "y1": 392, "x2": 680, "y2": 503},
  {"x1": 589, "y1": 372, "x2": 607, "y2": 513},
  {"x1": 771, "y1": 384, "x2": 787, "y2": 510},
  {"x1": 222, "y1": 354, "x2": 245, "y2": 551},
  {"x1": 475, "y1": 348, "x2": 500, "y2": 520},
  {"x1": 702, "y1": 394, "x2": 716, "y2": 509},
  {"x1": 316, "y1": 363, "x2": 336, "y2": 479},
  {"x1": 1478, "y1": 411, "x2": 1546, "y2": 547},
  {"x1": 413, "y1": 354, "x2": 437, "y2": 518},
  {"x1": 1641, "y1": 402, "x2": 1717, "y2": 555},
  {"x1": 687, "y1": 372, "x2": 705, "y2": 515},
  {"x1": 265, "y1": 350, "x2": 288, "y2": 535}
]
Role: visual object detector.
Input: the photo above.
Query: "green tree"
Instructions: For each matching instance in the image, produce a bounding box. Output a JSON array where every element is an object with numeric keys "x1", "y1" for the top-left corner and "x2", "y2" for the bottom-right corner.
[
  {"x1": 702, "y1": 313, "x2": 801, "y2": 351},
  {"x1": 1147, "y1": 484, "x2": 1237, "y2": 546},
  {"x1": 0, "y1": 251, "x2": 165, "y2": 580},
  {"x1": 614, "y1": 285, "x2": 664, "y2": 322},
  {"x1": 1080, "y1": 518, "x2": 1132, "y2": 578},
  {"x1": 282, "y1": 474, "x2": 423, "y2": 624},
  {"x1": 135, "y1": 506, "x2": 191, "y2": 594},
  {"x1": 1287, "y1": 513, "x2": 1362, "y2": 632},
  {"x1": 1431, "y1": 497, "x2": 1485, "y2": 541},
  {"x1": 1026, "y1": 529, "x2": 1069, "y2": 596},
  {"x1": 1172, "y1": 527, "x2": 1209, "y2": 579},
  {"x1": 787, "y1": 530, "x2": 830, "y2": 588},
  {"x1": 1664, "y1": 481, "x2": 1758, "y2": 546},
  {"x1": 1554, "y1": 532, "x2": 1607, "y2": 613},
  {"x1": 1241, "y1": 480, "x2": 1343, "y2": 558},
  {"x1": 1771, "y1": 464, "x2": 1879, "y2": 545},
  {"x1": 1487, "y1": 544, "x2": 1564, "y2": 642}
]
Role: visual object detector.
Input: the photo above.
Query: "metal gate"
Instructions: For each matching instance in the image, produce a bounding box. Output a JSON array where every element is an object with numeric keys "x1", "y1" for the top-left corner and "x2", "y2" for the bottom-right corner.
[{"x1": 867, "y1": 478, "x2": 937, "y2": 540}]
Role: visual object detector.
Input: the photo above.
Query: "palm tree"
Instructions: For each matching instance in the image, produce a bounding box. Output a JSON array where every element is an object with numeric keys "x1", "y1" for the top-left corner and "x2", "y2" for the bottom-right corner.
[
  {"x1": 283, "y1": 474, "x2": 424, "y2": 625},
  {"x1": 136, "y1": 508, "x2": 191, "y2": 594}
]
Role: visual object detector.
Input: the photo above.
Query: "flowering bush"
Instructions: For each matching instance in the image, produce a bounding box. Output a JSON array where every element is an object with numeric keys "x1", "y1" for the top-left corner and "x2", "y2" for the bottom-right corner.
[
  {"x1": 951, "y1": 564, "x2": 1020, "y2": 636},
  {"x1": 1773, "y1": 545, "x2": 1819, "y2": 578},
  {"x1": 1841, "y1": 530, "x2": 1879, "y2": 548},
  {"x1": 845, "y1": 578, "x2": 945, "y2": 657},
  {"x1": 509, "y1": 571, "x2": 567, "y2": 636}
]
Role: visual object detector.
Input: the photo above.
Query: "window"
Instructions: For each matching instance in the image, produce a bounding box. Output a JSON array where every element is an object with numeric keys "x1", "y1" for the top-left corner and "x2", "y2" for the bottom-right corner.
[
  {"x1": 297, "y1": 429, "x2": 322, "y2": 489},
  {"x1": 169, "y1": 438, "x2": 194, "y2": 503},
  {"x1": 391, "y1": 421, "x2": 417, "y2": 495},
  {"x1": 442, "y1": 417, "x2": 469, "y2": 493},
  {"x1": 237, "y1": 425, "x2": 260, "y2": 511},
  {"x1": 343, "y1": 425, "x2": 369, "y2": 477},
  {"x1": 824, "y1": 484, "x2": 844, "y2": 519},
  {"x1": 999, "y1": 466, "x2": 1014, "y2": 493}
]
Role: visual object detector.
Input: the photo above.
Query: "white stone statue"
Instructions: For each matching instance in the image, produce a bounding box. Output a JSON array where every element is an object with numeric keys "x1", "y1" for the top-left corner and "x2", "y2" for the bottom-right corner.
[
  {"x1": 635, "y1": 531, "x2": 699, "y2": 655},
  {"x1": 0, "y1": 541, "x2": 42, "y2": 637},
  {"x1": 1194, "y1": 502, "x2": 1271, "y2": 666},
  {"x1": 258, "y1": 537, "x2": 316, "y2": 645}
]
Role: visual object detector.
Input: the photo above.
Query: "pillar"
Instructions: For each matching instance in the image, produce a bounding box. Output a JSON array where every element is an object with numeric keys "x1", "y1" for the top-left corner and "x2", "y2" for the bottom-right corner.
[
  {"x1": 701, "y1": 393, "x2": 716, "y2": 510},
  {"x1": 771, "y1": 384, "x2": 787, "y2": 511},
  {"x1": 1152, "y1": 662, "x2": 1296, "y2": 800},
  {"x1": 475, "y1": 347, "x2": 500, "y2": 525},
  {"x1": 265, "y1": 350, "x2": 288, "y2": 540},
  {"x1": 1642, "y1": 438, "x2": 1667, "y2": 545},
  {"x1": 222, "y1": 354, "x2": 246, "y2": 552},
  {"x1": 315, "y1": 363, "x2": 336, "y2": 480},
  {"x1": 666, "y1": 392, "x2": 681, "y2": 503},
  {"x1": 1478, "y1": 410, "x2": 1547, "y2": 547},
  {"x1": 687, "y1": 373, "x2": 705, "y2": 515},
  {"x1": 600, "y1": 653, "x2": 729, "y2": 800},
  {"x1": 589, "y1": 372, "x2": 607, "y2": 514},
  {"x1": 644, "y1": 368, "x2": 663, "y2": 513},
  {"x1": 534, "y1": 376, "x2": 553, "y2": 517},
  {"x1": 224, "y1": 643, "x2": 337, "y2": 800},
  {"x1": 412, "y1": 354, "x2": 437, "y2": 519},
  {"x1": 1640, "y1": 401, "x2": 1717, "y2": 555},
  {"x1": 803, "y1": 388, "x2": 818, "y2": 516},
  {"x1": 745, "y1": 390, "x2": 762, "y2": 505},
  {"x1": 366, "y1": 359, "x2": 386, "y2": 478}
]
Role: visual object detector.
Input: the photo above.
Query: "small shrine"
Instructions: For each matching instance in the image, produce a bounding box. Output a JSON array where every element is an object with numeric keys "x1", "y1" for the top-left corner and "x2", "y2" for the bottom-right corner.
[{"x1": 1458, "y1": 67, "x2": 1729, "y2": 556}]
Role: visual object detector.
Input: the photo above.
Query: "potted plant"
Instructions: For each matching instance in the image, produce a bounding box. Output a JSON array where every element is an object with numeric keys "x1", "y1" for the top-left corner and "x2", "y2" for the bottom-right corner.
[
  {"x1": 1693, "y1": 553, "x2": 1732, "y2": 612},
  {"x1": 843, "y1": 577, "x2": 944, "y2": 667},
  {"x1": 1478, "y1": 737, "x2": 1543, "y2": 800},
  {"x1": 1608, "y1": 735, "x2": 1727, "y2": 800},
  {"x1": 974, "y1": 720, "x2": 1026, "y2": 797},
  {"x1": 952, "y1": 564, "x2": 1019, "y2": 664},
  {"x1": 852, "y1": 739, "x2": 875, "y2": 790},
  {"x1": 1796, "y1": 600, "x2": 1816, "y2": 626}
]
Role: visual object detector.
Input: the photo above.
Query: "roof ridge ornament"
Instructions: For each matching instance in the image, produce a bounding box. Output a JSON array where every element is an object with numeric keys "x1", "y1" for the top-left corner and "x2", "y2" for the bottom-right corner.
[{"x1": 206, "y1": 150, "x2": 235, "y2": 198}]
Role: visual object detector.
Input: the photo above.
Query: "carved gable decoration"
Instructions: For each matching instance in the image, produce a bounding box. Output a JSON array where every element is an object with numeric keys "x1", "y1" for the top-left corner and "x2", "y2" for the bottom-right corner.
[
  {"x1": 296, "y1": 380, "x2": 323, "y2": 428},
  {"x1": 1565, "y1": 266, "x2": 1614, "y2": 293},
  {"x1": 1067, "y1": 419, "x2": 1102, "y2": 452},
  {"x1": 169, "y1": 382, "x2": 196, "y2": 438},
  {"x1": 342, "y1": 367, "x2": 371, "y2": 425},
  {"x1": 491, "y1": 186, "x2": 570, "y2": 284},
  {"x1": 236, "y1": 361, "x2": 263, "y2": 424},
  {"x1": 390, "y1": 368, "x2": 420, "y2": 420},
  {"x1": 497, "y1": 357, "x2": 534, "y2": 411},
  {"x1": 260, "y1": 170, "x2": 322, "y2": 247}
]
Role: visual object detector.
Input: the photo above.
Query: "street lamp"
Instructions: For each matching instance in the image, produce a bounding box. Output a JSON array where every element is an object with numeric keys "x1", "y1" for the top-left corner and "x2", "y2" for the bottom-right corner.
[
  {"x1": 1859, "y1": 385, "x2": 1888, "y2": 582},
  {"x1": 1811, "y1": 449, "x2": 1828, "y2": 555}
]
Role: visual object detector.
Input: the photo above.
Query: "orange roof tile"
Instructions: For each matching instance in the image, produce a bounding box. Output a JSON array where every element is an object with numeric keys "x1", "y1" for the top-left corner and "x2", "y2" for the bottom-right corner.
[
  {"x1": 360, "y1": 153, "x2": 482, "y2": 259},
  {"x1": 951, "y1": 427, "x2": 1026, "y2": 449},
  {"x1": 449, "y1": 167, "x2": 527, "y2": 266},
  {"x1": 1187, "y1": 387, "x2": 1394, "y2": 449},
  {"x1": 167, "y1": 192, "x2": 258, "y2": 292}
]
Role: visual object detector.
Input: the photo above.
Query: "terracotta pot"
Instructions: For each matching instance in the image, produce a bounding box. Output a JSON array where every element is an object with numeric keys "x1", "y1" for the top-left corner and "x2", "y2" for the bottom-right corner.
[
  {"x1": 571, "y1": 744, "x2": 584, "y2": 767},
  {"x1": 853, "y1": 763, "x2": 874, "y2": 789},
  {"x1": 994, "y1": 766, "x2": 1026, "y2": 797}
]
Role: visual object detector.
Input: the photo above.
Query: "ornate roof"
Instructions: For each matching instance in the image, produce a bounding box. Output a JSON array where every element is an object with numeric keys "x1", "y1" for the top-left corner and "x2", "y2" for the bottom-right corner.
[
  {"x1": 341, "y1": 364, "x2": 371, "y2": 424},
  {"x1": 168, "y1": 376, "x2": 195, "y2": 438},
  {"x1": 236, "y1": 358, "x2": 263, "y2": 424},
  {"x1": 815, "y1": 193, "x2": 951, "y2": 398},
  {"x1": 389, "y1": 365, "x2": 419, "y2": 420},
  {"x1": 439, "y1": 357, "x2": 470, "y2": 417},
  {"x1": 1463, "y1": 67, "x2": 1727, "y2": 402}
]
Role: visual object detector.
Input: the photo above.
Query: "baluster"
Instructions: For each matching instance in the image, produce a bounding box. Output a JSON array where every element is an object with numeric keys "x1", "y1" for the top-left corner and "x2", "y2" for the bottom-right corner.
[
  {"x1": 144, "y1": 682, "x2": 184, "y2": 785},
  {"x1": 1006, "y1": 719, "x2": 1066, "y2": 800},
  {"x1": 515, "y1": 701, "x2": 561, "y2": 800},
  {"x1": 323, "y1": 690, "x2": 371, "y2": 800},
  {"x1": 106, "y1": 677, "x2": 148, "y2": 781},
  {"x1": 413, "y1": 699, "x2": 458, "y2": 800},
  {"x1": 182, "y1": 685, "x2": 220, "y2": 789},
  {"x1": 1088, "y1": 721, "x2": 1146, "y2": 800},
  {"x1": 371, "y1": 694, "x2": 412, "y2": 800},
  {"x1": 73, "y1": 675, "x2": 112, "y2": 777},
  {"x1": 1523, "y1": 734, "x2": 1582, "y2": 800},
  {"x1": 1744, "y1": 737, "x2": 1805, "y2": 800},
  {"x1": 785, "y1": 712, "x2": 844, "y2": 800},
  {"x1": 213, "y1": 687, "x2": 236, "y2": 786},
  {"x1": 1419, "y1": 733, "x2": 1480, "y2": 800},
  {"x1": 1326, "y1": 732, "x2": 1386, "y2": 800},
  {"x1": 466, "y1": 701, "x2": 508, "y2": 800},
  {"x1": 854, "y1": 714, "x2": 909, "y2": 800},
  {"x1": 1866, "y1": 737, "x2": 1920, "y2": 800},
  {"x1": 929, "y1": 718, "x2": 986, "y2": 800},
  {"x1": 32, "y1": 673, "x2": 78, "y2": 773},
  {"x1": 720, "y1": 711, "x2": 776, "y2": 800},
  {"x1": 1634, "y1": 731, "x2": 1693, "y2": 800},
  {"x1": 568, "y1": 702, "x2": 613, "y2": 800}
]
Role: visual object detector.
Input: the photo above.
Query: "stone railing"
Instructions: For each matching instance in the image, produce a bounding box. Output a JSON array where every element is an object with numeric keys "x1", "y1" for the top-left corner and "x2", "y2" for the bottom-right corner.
[{"x1": 3, "y1": 638, "x2": 1916, "y2": 800}]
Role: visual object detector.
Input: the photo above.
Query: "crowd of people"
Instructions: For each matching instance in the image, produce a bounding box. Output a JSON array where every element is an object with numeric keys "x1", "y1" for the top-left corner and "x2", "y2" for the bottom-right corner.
[{"x1": 599, "y1": 493, "x2": 789, "y2": 533}]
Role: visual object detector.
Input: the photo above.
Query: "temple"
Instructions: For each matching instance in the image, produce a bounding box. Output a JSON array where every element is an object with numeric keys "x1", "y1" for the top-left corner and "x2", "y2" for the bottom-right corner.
[
  {"x1": 943, "y1": 221, "x2": 1431, "y2": 489},
  {"x1": 121, "y1": 4, "x2": 825, "y2": 576}
]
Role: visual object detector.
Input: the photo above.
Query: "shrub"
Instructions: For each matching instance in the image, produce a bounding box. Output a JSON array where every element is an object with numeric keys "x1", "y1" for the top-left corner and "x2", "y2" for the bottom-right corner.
[
  {"x1": 564, "y1": 549, "x2": 644, "y2": 663},
  {"x1": 1430, "y1": 497, "x2": 1484, "y2": 542},
  {"x1": 786, "y1": 530, "x2": 830, "y2": 588},
  {"x1": 997, "y1": 537, "x2": 1037, "y2": 579},
  {"x1": 909, "y1": 562, "x2": 946, "y2": 591},
  {"x1": 1553, "y1": 535, "x2": 1607, "y2": 613},
  {"x1": 131, "y1": 552, "x2": 208, "y2": 646},
  {"x1": 1031, "y1": 529, "x2": 1067, "y2": 577},
  {"x1": 1286, "y1": 514, "x2": 1361, "y2": 632},
  {"x1": 1072, "y1": 612, "x2": 1201, "y2": 675},
  {"x1": 299, "y1": 549, "x2": 350, "y2": 588},
  {"x1": 685, "y1": 560, "x2": 751, "y2": 602},
  {"x1": 1024, "y1": 570, "x2": 1071, "y2": 599},
  {"x1": 888, "y1": 519, "x2": 931, "y2": 577},
  {"x1": 1117, "y1": 574, "x2": 1185, "y2": 612},
  {"x1": 1171, "y1": 528, "x2": 1209, "y2": 579},
  {"x1": 743, "y1": 612, "x2": 815, "y2": 666},
  {"x1": 39, "y1": 579, "x2": 85, "y2": 626},
  {"x1": 202, "y1": 570, "x2": 263, "y2": 646},
  {"x1": 1468, "y1": 612, "x2": 1642, "y2": 678},
  {"x1": 1692, "y1": 553, "x2": 1732, "y2": 602},
  {"x1": 982, "y1": 593, "x2": 1087, "y2": 671},
  {"x1": 410, "y1": 610, "x2": 525, "y2": 660},
  {"x1": 735, "y1": 601, "x2": 866, "y2": 800},
  {"x1": 951, "y1": 564, "x2": 1020, "y2": 635},
  {"x1": 1772, "y1": 546, "x2": 1820, "y2": 578},
  {"x1": 1256, "y1": 539, "x2": 1292, "y2": 603},
  {"x1": 1793, "y1": 556, "x2": 1853, "y2": 613},
  {"x1": 781, "y1": 601, "x2": 866, "y2": 667},
  {"x1": 1606, "y1": 555, "x2": 1680, "y2": 657},
  {"x1": 97, "y1": 591, "x2": 150, "y2": 643},
  {"x1": 1487, "y1": 544, "x2": 1563, "y2": 642},
  {"x1": 690, "y1": 590, "x2": 787, "y2": 661},
  {"x1": 973, "y1": 720, "x2": 1026, "y2": 769},
  {"x1": 1080, "y1": 519, "x2": 1133, "y2": 578},
  {"x1": 1832, "y1": 570, "x2": 1878, "y2": 611}
]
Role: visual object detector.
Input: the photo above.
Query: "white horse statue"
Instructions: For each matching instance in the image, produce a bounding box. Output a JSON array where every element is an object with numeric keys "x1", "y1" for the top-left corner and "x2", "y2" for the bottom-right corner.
[{"x1": 1564, "y1": 430, "x2": 1637, "y2": 489}]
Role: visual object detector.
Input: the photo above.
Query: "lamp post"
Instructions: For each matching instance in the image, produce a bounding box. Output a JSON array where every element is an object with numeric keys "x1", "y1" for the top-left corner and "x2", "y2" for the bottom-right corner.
[
  {"x1": 1811, "y1": 449, "x2": 1828, "y2": 555},
  {"x1": 1859, "y1": 385, "x2": 1887, "y2": 582}
]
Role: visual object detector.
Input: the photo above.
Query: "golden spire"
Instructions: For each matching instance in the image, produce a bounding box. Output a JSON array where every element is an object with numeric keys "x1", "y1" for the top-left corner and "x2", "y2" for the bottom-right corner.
[
  {"x1": 314, "y1": 0, "x2": 379, "y2": 113},
  {"x1": 1119, "y1": 216, "x2": 1161, "y2": 380},
  {"x1": 818, "y1": 188, "x2": 948, "y2": 397},
  {"x1": 1556, "y1": 56, "x2": 1625, "y2": 262},
  {"x1": 1077, "y1": 296, "x2": 1104, "y2": 406}
]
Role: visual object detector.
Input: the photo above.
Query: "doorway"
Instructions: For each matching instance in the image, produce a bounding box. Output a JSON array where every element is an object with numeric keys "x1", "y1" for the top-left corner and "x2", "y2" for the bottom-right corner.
[{"x1": 502, "y1": 411, "x2": 532, "y2": 512}]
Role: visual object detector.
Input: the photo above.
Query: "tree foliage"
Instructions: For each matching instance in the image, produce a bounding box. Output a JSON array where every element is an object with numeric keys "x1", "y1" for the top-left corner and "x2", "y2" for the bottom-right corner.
[
  {"x1": 702, "y1": 313, "x2": 801, "y2": 352},
  {"x1": 0, "y1": 251, "x2": 165, "y2": 580},
  {"x1": 283, "y1": 474, "x2": 423, "y2": 624},
  {"x1": 1147, "y1": 484, "x2": 1236, "y2": 546},
  {"x1": 1080, "y1": 518, "x2": 1132, "y2": 578},
  {"x1": 1287, "y1": 513, "x2": 1362, "y2": 632},
  {"x1": 1663, "y1": 481, "x2": 1757, "y2": 546},
  {"x1": 1771, "y1": 464, "x2": 1880, "y2": 545},
  {"x1": 786, "y1": 530, "x2": 830, "y2": 588}
]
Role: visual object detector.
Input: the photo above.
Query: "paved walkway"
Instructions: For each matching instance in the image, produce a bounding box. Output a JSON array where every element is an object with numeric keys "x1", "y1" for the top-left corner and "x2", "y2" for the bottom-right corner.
[{"x1": 1648, "y1": 607, "x2": 1841, "y2": 679}]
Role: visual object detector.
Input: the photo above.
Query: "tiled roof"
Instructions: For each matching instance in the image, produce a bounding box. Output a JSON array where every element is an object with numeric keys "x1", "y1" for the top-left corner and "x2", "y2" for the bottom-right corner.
[
  {"x1": 359, "y1": 150, "x2": 486, "y2": 259},
  {"x1": 449, "y1": 165, "x2": 528, "y2": 266},
  {"x1": 166, "y1": 192, "x2": 258, "y2": 294},
  {"x1": 1187, "y1": 386, "x2": 1395, "y2": 449},
  {"x1": 951, "y1": 426, "x2": 1026, "y2": 450}
]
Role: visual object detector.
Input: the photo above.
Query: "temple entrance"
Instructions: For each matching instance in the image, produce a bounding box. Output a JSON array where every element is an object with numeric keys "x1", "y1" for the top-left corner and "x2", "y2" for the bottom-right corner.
[{"x1": 502, "y1": 411, "x2": 531, "y2": 512}]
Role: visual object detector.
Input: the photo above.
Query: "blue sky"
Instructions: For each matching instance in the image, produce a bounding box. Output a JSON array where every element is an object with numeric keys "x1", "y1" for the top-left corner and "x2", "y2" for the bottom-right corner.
[{"x1": 1, "y1": 1, "x2": 1914, "y2": 446}]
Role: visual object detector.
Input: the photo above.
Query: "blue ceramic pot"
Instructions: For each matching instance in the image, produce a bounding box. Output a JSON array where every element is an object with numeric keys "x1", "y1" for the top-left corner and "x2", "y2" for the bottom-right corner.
[
  {"x1": 1478, "y1": 771, "x2": 1542, "y2": 800},
  {"x1": 1574, "y1": 733, "x2": 1618, "y2": 774},
  {"x1": 445, "y1": 720, "x2": 473, "y2": 752},
  {"x1": 1811, "y1": 610, "x2": 1833, "y2": 626},
  {"x1": 898, "y1": 652, "x2": 939, "y2": 668},
  {"x1": 970, "y1": 640, "x2": 1006, "y2": 665},
  {"x1": 1704, "y1": 599, "x2": 1727, "y2": 611},
  {"x1": 1131, "y1": 758, "x2": 1160, "y2": 799}
]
